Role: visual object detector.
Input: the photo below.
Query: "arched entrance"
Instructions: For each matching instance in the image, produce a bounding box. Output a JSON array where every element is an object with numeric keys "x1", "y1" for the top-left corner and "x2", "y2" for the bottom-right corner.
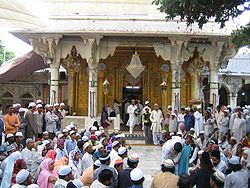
[
  {"x1": 219, "y1": 85, "x2": 229, "y2": 106},
  {"x1": 1, "y1": 91, "x2": 14, "y2": 114},
  {"x1": 237, "y1": 84, "x2": 250, "y2": 106},
  {"x1": 21, "y1": 92, "x2": 34, "y2": 107}
]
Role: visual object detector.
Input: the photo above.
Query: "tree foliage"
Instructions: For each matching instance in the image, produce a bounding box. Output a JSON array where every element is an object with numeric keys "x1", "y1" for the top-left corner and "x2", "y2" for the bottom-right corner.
[
  {"x1": 153, "y1": 0, "x2": 250, "y2": 47},
  {"x1": 0, "y1": 40, "x2": 15, "y2": 64},
  {"x1": 231, "y1": 23, "x2": 250, "y2": 47}
]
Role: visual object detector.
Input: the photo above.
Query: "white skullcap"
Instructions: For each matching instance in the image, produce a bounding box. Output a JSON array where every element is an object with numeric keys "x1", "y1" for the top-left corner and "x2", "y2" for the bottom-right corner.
[
  {"x1": 170, "y1": 132, "x2": 175, "y2": 136},
  {"x1": 130, "y1": 168, "x2": 144, "y2": 181},
  {"x1": 36, "y1": 104, "x2": 43, "y2": 108},
  {"x1": 162, "y1": 159, "x2": 174, "y2": 168},
  {"x1": 95, "y1": 131, "x2": 102, "y2": 137},
  {"x1": 243, "y1": 109, "x2": 249, "y2": 114},
  {"x1": 99, "y1": 126, "x2": 104, "y2": 130},
  {"x1": 230, "y1": 137, "x2": 237, "y2": 141},
  {"x1": 171, "y1": 113, "x2": 176, "y2": 116},
  {"x1": 97, "y1": 144, "x2": 104, "y2": 150},
  {"x1": 198, "y1": 150, "x2": 204, "y2": 155},
  {"x1": 58, "y1": 133, "x2": 64, "y2": 139},
  {"x1": 72, "y1": 179, "x2": 84, "y2": 188},
  {"x1": 60, "y1": 103, "x2": 65, "y2": 106},
  {"x1": 62, "y1": 128, "x2": 68, "y2": 133},
  {"x1": 76, "y1": 133, "x2": 80, "y2": 137},
  {"x1": 177, "y1": 131, "x2": 182, "y2": 135},
  {"x1": 42, "y1": 140, "x2": 50, "y2": 145},
  {"x1": 55, "y1": 131, "x2": 61, "y2": 136},
  {"x1": 196, "y1": 105, "x2": 201, "y2": 109},
  {"x1": 167, "y1": 105, "x2": 172, "y2": 109},
  {"x1": 54, "y1": 103, "x2": 59, "y2": 107},
  {"x1": 58, "y1": 165, "x2": 72, "y2": 176},
  {"x1": 28, "y1": 102, "x2": 36, "y2": 108},
  {"x1": 12, "y1": 104, "x2": 18, "y2": 108},
  {"x1": 36, "y1": 99, "x2": 42, "y2": 104},
  {"x1": 91, "y1": 126, "x2": 97, "y2": 131},
  {"x1": 145, "y1": 101, "x2": 149, "y2": 105},
  {"x1": 94, "y1": 160, "x2": 101, "y2": 167},
  {"x1": 82, "y1": 136, "x2": 89, "y2": 142},
  {"x1": 16, "y1": 169, "x2": 29, "y2": 184},
  {"x1": 6, "y1": 133, "x2": 14, "y2": 138},
  {"x1": 112, "y1": 141, "x2": 120, "y2": 148},
  {"x1": 43, "y1": 131, "x2": 49, "y2": 135},
  {"x1": 229, "y1": 156, "x2": 240, "y2": 165},
  {"x1": 128, "y1": 153, "x2": 139, "y2": 163},
  {"x1": 118, "y1": 147, "x2": 127, "y2": 155},
  {"x1": 199, "y1": 131, "x2": 205, "y2": 134},
  {"x1": 80, "y1": 128, "x2": 86, "y2": 133},
  {"x1": 26, "y1": 138, "x2": 33, "y2": 145},
  {"x1": 47, "y1": 104, "x2": 53, "y2": 108},
  {"x1": 185, "y1": 107, "x2": 190, "y2": 111},
  {"x1": 223, "y1": 110, "x2": 229, "y2": 113},
  {"x1": 227, "y1": 105, "x2": 231, "y2": 108},
  {"x1": 83, "y1": 142, "x2": 92, "y2": 150},
  {"x1": 18, "y1": 108, "x2": 26, "y2": 112},
  {"x1": 27, "y1": 184, "x2": 39, "y2": 188},
  {"x1": 120, "y1": 133, "x2": 125, "y2": 138},
  {"x1": 190, "y1": 128, "x2": 195, "y2": 131},
  {"x1": 70, "y1": 130, "x2": 76, "y2": 135},
  {"x1": 15, "y1": 132, "x2": 23, "y2": 137}
]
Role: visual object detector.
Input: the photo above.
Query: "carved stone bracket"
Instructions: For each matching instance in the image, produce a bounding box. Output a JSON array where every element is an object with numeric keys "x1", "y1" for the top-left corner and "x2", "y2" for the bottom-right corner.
[{"x1": 28, "y1": 34, "x2": 63, "y2": 62}]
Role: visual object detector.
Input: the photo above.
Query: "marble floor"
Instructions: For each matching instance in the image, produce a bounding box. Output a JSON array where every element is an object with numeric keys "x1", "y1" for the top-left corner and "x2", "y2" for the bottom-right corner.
[{"x1": 128, "y1": 145, "x2": 162, "y2": 188}]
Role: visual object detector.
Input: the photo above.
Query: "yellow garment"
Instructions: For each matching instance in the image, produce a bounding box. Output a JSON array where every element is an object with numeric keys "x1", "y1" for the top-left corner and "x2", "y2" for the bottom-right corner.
[
  {"x1": 151, "y1": 172, "x2": 179, "y2": 188},
  {"x1": 81, "y1": 166, "x2": 94, "y2": 186},
  {"x1": 54, "y1": 157, "x2": 68, "y2": 173}
]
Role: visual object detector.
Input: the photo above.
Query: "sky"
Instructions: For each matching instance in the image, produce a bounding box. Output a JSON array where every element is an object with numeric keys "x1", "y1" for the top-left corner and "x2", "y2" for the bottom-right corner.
[{"x1": 0, "y1": 0, "x2": 249, "y2": 57}]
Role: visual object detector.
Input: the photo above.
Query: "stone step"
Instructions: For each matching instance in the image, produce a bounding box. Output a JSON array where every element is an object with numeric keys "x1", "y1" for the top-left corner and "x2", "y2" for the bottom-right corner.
[{"x1": 125, "y1": 134, "x2": 145, "y2": 140}]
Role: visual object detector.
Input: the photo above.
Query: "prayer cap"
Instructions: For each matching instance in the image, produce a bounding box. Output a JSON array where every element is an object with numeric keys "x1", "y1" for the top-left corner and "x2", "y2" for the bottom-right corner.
[
  {"x1": 70, "y1": 130, "x2": 76, "y2": 135},
  {"x1": 213, "y1": 171, "x2": 225, "y2": 183},
  {"x1": 36, "y1": 104, "x2": 43, "y2": 108},
  {"x1": 199, "y1": 131, "x2": 205, "y2": 135},
  {"x1": 230, "y1": 137, "x2": 236, "y2": 141},
  {"x1": 170, "y1": 132, "x2": 175, "y2": 136},
  {"x1": 130, "y1": 168, "x2": 144, "y2": 181},
  {"x1": 36, "y1": 99, "x2": 42, "y2": 104},
  {"x1": 15, "y1": 132, "x2": 23, "y2": 137},
  {"x1": 196, "y1": 105, "x2": 201, "y2": 109},
  {"x1": 198, "y1": 150, "x2": 204, "y2": 155},
  {"x1": 83, "y1": 142, "x2": 92, "y2": 150},
  {"x1": 26, "y1": 138, "x2": 33, "y2": 145},
  {"x1": 6, "y1": 133, "x2": 14, "y2": 138},
  {"x1": 128, "y1": 153, "x2": 139, "y2": 163},
  {"x1": 112, "y1": 141, "x2": 120, "y2": 148},
  {"x1": 99, "y1": 126, "x2": 104, "y2": 130},
  {"x1": 229, "y1": 156, "x2": 240, "y2": 165},
  {"x1": 54, "y1": 103, "x2": 59, "y2": 106},
  {"x1": 190, "y1": 128, "x2": 195, "y2": 131},
  {"x1": 43, "y1": 131, "x2": 49, "y2": 135},
  {"x1": 97, "y1": 144, "x2": 104, "y2": 150},
  {"x1": 27, "y1": 184, "x2": 39, "y2": 188},
  {"x1": 145, "y1": 101, "x2": 149, "y2": 105},
  {"x1": 60, "y1": 103, "x2": 65, "y2": 106},
  {"x1": 16, "y1": 169, "x2": 29, "y2": 184},
  {"x1": 114, "y1": 158, "x2": 124, "y2": 165},
  {"x1": 47, "y1": 104, "x2": 53, "y2": 108},
  {"x1": 162, "y1": 159, "x2": 174, "y2": 168},
  {"x1": 167, "y1": 105, "x2": 172, "y2": 109},
  {"x1": 82, "y1": 136, "x2": 89, "y2": 142},
  {"x1": 62, "y1": 128, "x2": 68, "y2": 133},
  {"x1": 80, "y1": 128, "x2": 86, "y2": 133},
  {"x1": 42, "y1": 140, "x2": 50, "y2": 145},
  {"x1": 28, "y1": 102, "x2": 36, "y2": 108},
  {"x1": 13, "y1": 104, "x2": 18, "y2": 108},
  {"x1": 118, "y1": 147, "x2": 127, "y2": 155},
  {"x1": 19, "y1": 108, "x2": 26, "y2": 112},
  {"x1": 91, "y1": 126, "x2": 97, "y2": 131},
  {"x1": 171, "y1": 113, "x2": 176, "y2": 116},
  {"x1": 58, "y1": 134, "x2": 64, "y2": 139},
  {"x1": 58, "y1": 165, "x2": 72, "y2": 176},
  {"x1": 72, "y1": 179, "x2": 84, "y2": 188},
  {"x1": 95, "y1": 131, "x2": 102, "y2": 137}
]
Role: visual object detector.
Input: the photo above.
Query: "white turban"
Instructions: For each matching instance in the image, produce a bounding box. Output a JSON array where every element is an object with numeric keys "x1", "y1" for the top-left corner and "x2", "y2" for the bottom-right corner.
[{"x1": 16, "y1": 169, "x2": 29, "y2": 184}]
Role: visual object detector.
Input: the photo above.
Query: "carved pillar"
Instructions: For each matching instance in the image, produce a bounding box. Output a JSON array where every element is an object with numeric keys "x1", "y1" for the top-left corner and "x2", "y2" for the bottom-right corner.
[
  {"x1": 88, "y1": 65, "x2": 98, "y2": 118},
  {"x1": 208, "y1": 41, "x2": 224, "y2": 106},
  {"x1": 229, "y1": 92, "x2": 238, "y2": 108},
  {"x1": 170, "y1": 39, "x2": 185, "y2": 111},
  {"x1": 50, "y1": 63, "x2": 60, "y2": 104}
]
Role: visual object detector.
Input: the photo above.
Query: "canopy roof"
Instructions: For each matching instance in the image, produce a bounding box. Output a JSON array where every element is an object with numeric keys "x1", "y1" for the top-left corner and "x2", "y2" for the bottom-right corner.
[{"x1": 0, "y1": 51, "x2": 48, "y2": 83}]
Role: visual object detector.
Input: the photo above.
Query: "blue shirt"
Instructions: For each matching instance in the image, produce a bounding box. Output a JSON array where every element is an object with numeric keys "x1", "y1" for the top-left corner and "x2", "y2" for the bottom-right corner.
[
  {"x1": 178, "y1": 144, "x2": 192, "y2": 175},
  {"x1": 184, "y1": 113, "x2": 195, "y2": 131},
  {"x1": 65, "y1": 139, "x2": 77, "y2": 155}
]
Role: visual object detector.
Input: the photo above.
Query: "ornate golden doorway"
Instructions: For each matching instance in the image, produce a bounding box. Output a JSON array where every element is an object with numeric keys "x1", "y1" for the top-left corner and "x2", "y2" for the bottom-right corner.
[{"x1": 97, "y1": 46, "x2": 172, "y2": 115}]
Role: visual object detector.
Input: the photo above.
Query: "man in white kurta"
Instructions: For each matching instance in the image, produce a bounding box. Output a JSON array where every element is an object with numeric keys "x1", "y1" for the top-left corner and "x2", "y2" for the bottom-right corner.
[
  {"x1": 150, "y1": 103, "x2": 163, "y2": 145},
  {"x1": 21, "y1": 139, "x2": 36, "y2": 172},
  {"x1": 232, "y1": 112, "x2": 246, "y2": 143},
  {"x1": 218, "y1": 110, "x2": 229, "y2": 138},
  {"x1": 82, "y1": 143, "x2": 94, "y2": 171},
  {"x1": 194, "y1": 106, "x2": 203, "y2": 135},
  {"x1": 126, "y1": 99, "x2": 138, "y2": 135}
]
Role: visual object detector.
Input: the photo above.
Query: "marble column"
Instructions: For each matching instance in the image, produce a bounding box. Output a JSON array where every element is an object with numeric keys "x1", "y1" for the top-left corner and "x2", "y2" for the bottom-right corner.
[
  {"x1": 171, "y1": 65, "x2": 181, "y2": 111},
  {"x1": 88, "y1": 67, "x2": 98, "y2": 118},
  {"x1": 50, "y1": 63, "x2": 60, "y2": 104},
  {"x1": 229, "y1": 92, "x2": 238, "y2": 108},
  {"x1": 209, "y1": 65, "x2": 219, "y2": 106}
]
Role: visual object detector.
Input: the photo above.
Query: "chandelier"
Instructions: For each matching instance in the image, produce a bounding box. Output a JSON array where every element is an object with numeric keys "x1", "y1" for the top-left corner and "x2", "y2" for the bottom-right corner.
[{"x1": 126, "y1": 52, "x2": 145, "y2": 79}]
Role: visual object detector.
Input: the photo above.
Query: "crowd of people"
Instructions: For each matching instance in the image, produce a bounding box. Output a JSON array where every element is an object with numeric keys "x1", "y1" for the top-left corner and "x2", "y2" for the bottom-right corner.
[{"x1": 0, "y1": 99, "x2": 249, "y2": 187}]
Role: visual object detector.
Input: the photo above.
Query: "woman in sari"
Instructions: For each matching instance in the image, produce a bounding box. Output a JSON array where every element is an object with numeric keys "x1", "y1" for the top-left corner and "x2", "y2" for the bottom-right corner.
[
  {"x1": 37, "y1": 158, "x2": 58, "y2": 188},
  {"x1": 11, "y1": 159, "x2": 27, "y2": 184},
  {"x1": 68, "y1": 150, "x2": 82, "y2": 179},
  {"x1": 54, "y1": 157, "x2": 69, "y2": 173}
]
